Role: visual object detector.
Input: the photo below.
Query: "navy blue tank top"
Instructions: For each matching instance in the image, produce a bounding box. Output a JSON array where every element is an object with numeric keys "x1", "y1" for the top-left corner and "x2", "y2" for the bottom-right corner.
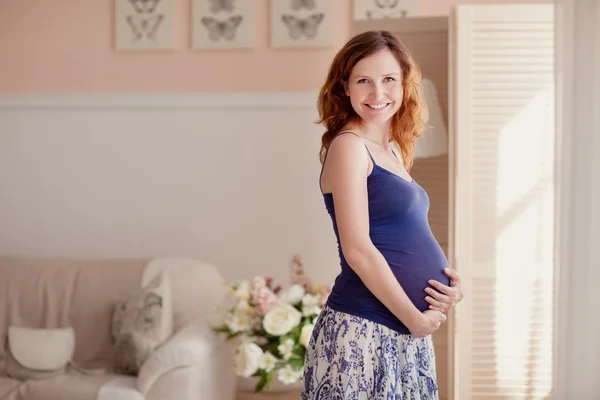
[{"x1": 320, "y1": 132, "x2": 450, "y2": 334}]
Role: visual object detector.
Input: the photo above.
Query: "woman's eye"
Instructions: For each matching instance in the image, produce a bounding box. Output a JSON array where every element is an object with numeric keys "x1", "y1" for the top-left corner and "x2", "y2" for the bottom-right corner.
[
  {"x1": 384, "y1": 77, "x2": 396, "y2": 82},
  {"x1": 358, "y1": 79, "x2": 368, "y2": 83}
]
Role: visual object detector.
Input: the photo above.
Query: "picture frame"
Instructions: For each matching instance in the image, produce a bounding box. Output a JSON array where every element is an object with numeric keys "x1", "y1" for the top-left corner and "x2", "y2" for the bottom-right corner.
[
  {"x1": 192, "y1": 0, "x2": 255, "y2": 50},
  {"x1": 353, "y1": 0, "x2": 420, "y2": 21},
  {"x1": 270, "y1": 0, "x2": 333, "y2": 49},
  {"x1": 115, "y1": 0, "x2": 175, "y2": 51}
]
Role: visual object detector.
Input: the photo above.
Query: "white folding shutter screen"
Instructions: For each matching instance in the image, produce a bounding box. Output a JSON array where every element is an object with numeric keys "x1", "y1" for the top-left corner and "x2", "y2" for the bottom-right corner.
[{"x1": 450, "y1": 4, "x2": 555, "y2": 400}]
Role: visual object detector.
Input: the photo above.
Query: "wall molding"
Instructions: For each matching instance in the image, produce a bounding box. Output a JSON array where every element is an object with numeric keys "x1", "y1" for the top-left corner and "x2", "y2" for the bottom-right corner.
[
  {"x1": 0, "y1": 90, "x2": 339, "y2": 289},
  {"x1": 0, "y1": 92, "x2": 319, "y2": 109}
]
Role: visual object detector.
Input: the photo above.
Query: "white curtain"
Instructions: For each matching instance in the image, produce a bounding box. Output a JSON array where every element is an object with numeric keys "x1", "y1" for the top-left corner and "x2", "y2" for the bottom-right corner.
[{"x1": 554, "y1": 0, "x2": 600, "y2": 398}]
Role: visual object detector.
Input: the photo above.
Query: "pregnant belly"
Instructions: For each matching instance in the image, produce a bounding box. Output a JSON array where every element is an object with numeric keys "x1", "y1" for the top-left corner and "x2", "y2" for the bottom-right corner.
[
  {"x1": 391, "y1": 262, "x2": 450, "y2": 312},
  {"x1": 381, "y1": 244, "x2": 450, "y2": 312}
]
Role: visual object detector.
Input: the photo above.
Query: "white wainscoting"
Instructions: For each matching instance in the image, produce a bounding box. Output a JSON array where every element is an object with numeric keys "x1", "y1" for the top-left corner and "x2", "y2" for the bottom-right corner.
[{"x1": 0, "y1": 92, "x2": 342, "y2": 284}]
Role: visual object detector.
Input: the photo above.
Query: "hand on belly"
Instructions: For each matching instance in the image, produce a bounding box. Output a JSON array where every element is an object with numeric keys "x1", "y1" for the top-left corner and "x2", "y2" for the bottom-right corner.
[
  {"x1": 394, "y1": 265, "x2": 450, "y2": 312},
  {"x1": 423, "y1": 267, "x2": 464, "y2": 314}
]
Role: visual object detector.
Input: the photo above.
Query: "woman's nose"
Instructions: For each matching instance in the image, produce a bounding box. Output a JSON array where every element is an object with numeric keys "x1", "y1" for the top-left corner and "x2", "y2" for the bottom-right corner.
[{"x1": 370, "y1": 83, "x2": 384, "y2": 100}]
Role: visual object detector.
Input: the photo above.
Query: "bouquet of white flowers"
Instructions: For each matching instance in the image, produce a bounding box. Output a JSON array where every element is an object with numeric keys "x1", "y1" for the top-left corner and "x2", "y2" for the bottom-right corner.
[{"x1": 213, "y1": 255, "x2": 333, "y2": 392}]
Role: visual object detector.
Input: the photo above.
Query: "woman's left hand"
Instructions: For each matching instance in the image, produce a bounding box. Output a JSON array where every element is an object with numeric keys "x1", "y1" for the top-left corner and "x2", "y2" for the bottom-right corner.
[{"x1": 424, "y1": 267, "x2": 464, "y2": 314}]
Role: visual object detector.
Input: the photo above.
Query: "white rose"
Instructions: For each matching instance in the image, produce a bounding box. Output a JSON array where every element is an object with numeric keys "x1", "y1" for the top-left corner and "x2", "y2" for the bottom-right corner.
[
  {"x1": 235, "y1": 299, "x2": 255, "y2": 316},
  {"x1": 259, "y1": 351, "x2": 278, "y2": 373},
  {"x1": 263, "y1": 304, "x2": 302, "y2": 336},
  {"x1": 277, "y1": 338, "x2": 295, "y2": 361},
  {"x1": 301, "y1": 294, "x2": 321, "y2": 316},
  {"x1": 225, "y1": 307, "x2": 252, "y2": 333},
  {"x1": 225, "y1": 300, "x2": 254, "y2": 333},
  {"x1": 235, "y1": 342, "x2": 263, "y2": 377},
  {"x1": 234, "y1": 281, "x2": 251, "y2": 301},
  {"x1": 299, "y1": 324, "x2": 315, "y2": 348},
  {"x1": 277, "y1": 365, "x2": 302, "y2": 385},
  {"x1": 279, "y1": 284, "x2": 305, "y2": 305}
]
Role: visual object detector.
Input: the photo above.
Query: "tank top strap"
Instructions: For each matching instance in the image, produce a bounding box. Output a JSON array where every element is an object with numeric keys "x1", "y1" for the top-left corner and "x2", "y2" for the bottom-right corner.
[
  {"x1": 362, "y1": 142, "x2": 376, "y2": 165},
  {"x1": 320, "y1": 131, "x2": 376, "y2": 193}
]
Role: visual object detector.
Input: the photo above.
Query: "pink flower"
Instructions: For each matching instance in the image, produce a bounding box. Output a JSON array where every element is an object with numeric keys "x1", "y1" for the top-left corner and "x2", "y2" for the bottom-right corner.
[
  {"x1": 254, "y1": 287, "x2": 279, "y2": 316},
  {"x1": 251, "y1": 277, "x2": 267, "y2": 291},
  {"x1": 251, "y1": 277, "x2": 279, "y2": 316},
  {"x1": 265, "y1": 277, "x2": 274, "y2": 288},
  {"x1": 290, "y1": 255, "x2": 313, "y2": 293}
]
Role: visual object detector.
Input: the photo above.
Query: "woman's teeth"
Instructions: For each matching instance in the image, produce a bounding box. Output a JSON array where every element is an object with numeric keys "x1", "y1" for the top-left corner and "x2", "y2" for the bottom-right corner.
[{"x1": 367, "y1": 103, "x2": 388, "y2": 109}]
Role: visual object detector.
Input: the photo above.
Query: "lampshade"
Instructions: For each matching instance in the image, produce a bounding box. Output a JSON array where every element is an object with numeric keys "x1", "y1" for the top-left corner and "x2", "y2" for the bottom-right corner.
[{"x1": 413, "y1": 78, "x2": 448, "y2": 159}]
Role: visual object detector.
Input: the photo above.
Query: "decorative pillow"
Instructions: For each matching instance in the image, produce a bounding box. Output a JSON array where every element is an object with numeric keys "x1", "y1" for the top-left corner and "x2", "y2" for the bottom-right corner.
[
  {"x1": 4, "y1": 326, "x2": 75, "y2": 380},
  {"x1": 111, "y1": 270, "x2": 173, "y2": 375}
]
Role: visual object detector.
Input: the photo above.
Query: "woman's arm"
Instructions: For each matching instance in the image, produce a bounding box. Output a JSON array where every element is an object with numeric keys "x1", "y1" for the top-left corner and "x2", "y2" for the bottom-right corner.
[{"x1": 323, "y1": 134, "x2": 445, "y2": 338}]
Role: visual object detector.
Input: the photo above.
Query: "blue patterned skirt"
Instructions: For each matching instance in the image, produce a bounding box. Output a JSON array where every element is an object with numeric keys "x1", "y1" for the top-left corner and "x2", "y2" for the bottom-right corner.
[{"x1": 301, "y1": 305, "x2": 438, "y2": 400}]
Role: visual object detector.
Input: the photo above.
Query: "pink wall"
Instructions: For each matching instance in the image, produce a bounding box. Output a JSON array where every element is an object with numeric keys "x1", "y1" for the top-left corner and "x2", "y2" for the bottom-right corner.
[{"x1": 0, "y1": 0, "x2": 550, "y2": 93}]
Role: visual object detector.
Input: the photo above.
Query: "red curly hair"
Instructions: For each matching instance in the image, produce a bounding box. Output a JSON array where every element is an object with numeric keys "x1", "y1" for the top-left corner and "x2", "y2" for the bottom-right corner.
[{"x1": 317, "y1": 30, "x2": 425, "y2": 169}]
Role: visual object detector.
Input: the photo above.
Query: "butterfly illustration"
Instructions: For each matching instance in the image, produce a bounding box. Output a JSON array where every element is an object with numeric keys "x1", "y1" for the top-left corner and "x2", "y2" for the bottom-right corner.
[
  {"x1": 291, "y1": 0, "x2": 316, "y2": 11},
  {"x1": 128, "y1": 0, "x2": 162, "y2": 14},
  {"x1": 366, "y1": 9, "x2": 407, "y2": 19},
  {"x1": 208, "y1": 0, "x2": 236, "y2": 13},
  {"x1": 374, "y1": 0, "x2": 400, "y2": 8},
  {"x1": 126, "y1": 14, "x2": 164, "y2": 41},
  {"x1": 281, "y1": 13, "x2": 324, "y2": 40},
  {"x1": 201, "y1": 15, "x2": 243, "y2": 41}
]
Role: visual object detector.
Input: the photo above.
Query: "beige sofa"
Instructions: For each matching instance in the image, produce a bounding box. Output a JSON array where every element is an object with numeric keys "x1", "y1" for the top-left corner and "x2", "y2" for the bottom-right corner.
[{"x1": 0, "y1": 256, "x2": 236, "y2": 400}]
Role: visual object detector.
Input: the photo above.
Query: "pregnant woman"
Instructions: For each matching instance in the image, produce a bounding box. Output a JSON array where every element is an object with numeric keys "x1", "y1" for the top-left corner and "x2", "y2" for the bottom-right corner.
[{"x1": 302, "y1": 30, "x2": 464, "y2": 400}]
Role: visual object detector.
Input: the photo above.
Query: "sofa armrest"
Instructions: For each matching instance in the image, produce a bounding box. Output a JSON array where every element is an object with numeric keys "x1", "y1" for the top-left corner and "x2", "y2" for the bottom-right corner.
[
  {"x1": 136, "y1": 321, "x2": 235, "y2": 399},
  {"x1": 145, "y1": 366, "x2": 199, "y2": 400}
]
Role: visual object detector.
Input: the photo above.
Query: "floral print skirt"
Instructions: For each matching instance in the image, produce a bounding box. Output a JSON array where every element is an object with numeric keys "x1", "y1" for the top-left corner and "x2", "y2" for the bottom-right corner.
[{"x1": 301, "y1": 305, "x2": 438, "y2": 400}]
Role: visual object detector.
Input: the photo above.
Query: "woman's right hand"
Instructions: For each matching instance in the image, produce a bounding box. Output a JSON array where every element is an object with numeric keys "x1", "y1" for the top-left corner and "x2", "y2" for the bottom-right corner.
[{"x1": 409, "y1": 310, "x2": 447, "y2": 338}]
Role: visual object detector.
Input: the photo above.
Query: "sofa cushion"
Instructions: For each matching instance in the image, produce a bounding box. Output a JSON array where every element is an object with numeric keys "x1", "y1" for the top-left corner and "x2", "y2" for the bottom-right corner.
[
  {"x1": 5, "y1": 326, "x2": 75, "y2": 380},
  {"x1": 112, "y1": 270, "x2": 173, "y2": 375},
  {"x1": 143, "y1": 258, "x2": 226, "y2": 329},
  {"x1": 0, "y1": 257, "x2": 146, "y2": 367}
]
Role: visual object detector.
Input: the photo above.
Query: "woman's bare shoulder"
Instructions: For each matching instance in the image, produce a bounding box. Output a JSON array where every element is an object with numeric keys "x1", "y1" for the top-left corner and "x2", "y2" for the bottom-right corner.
[
  {"x1": 322, "y1": 131, "x2": 370, "y2": 193},
  {"x1": 325, "y1": 131, "x2": 366, "y2": 162}
]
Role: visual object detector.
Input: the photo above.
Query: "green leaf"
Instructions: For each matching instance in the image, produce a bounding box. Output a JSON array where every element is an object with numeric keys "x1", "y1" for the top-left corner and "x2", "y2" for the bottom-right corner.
[
  {"x1": 288, "y1": 356, "x2": 305, "y2": 370},
  {"x1": 255, "y1": 372, "x2": 268, "y2": 392},
  {"x1": 227, "y1": 331, "x2": 242, "y2": 340},
  {"x1": 281, "y1": 333, "x2": 293, "y2": 342},
  {"x1": 265, "y1": 370, "x2": 275, "y2": 391},
  {"x1": 254, "y1": 369, "x2": 275, "y2": 392},
  {"x1": 266, "y1": 342, "x2": 280, "y2": 356}
]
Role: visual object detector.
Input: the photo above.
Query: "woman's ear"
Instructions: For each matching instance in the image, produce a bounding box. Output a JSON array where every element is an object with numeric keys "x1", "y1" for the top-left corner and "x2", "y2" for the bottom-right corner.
[{"x1": 342, "y1": 80, "x2": 349, "y2": 96}]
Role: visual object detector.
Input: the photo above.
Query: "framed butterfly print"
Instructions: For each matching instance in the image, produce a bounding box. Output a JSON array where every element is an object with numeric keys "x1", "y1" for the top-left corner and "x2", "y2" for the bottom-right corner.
[
  {"x1": 192, "y1": 0, "x2": 255, "y2": 50},
  {"x1": 353, "y1": 0, "x2": 421, "y2": 20},
  {"x1": 270, "y1": 0, "x2": 333, "y2": 48},
  {"x1": 114, "y1": 0, "x2": 175, "y2": 51}
]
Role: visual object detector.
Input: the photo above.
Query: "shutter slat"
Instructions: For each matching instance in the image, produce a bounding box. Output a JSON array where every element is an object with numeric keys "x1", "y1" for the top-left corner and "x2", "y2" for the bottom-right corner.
[{"x1": 453, "y1": 4, "x2": 554, "y2": 399}]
